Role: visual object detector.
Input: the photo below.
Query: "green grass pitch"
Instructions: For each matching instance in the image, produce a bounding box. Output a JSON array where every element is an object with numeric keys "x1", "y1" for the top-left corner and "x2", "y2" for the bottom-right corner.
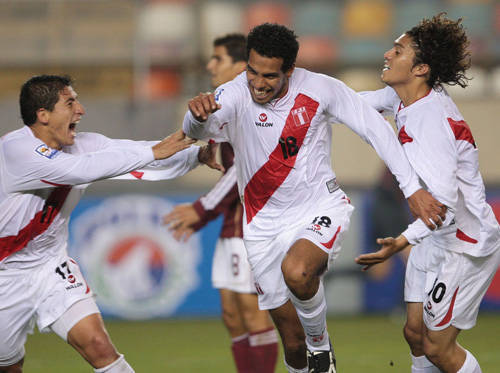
[{"x1": 24, "y1": 313, "x2": 499, "y2": 372}]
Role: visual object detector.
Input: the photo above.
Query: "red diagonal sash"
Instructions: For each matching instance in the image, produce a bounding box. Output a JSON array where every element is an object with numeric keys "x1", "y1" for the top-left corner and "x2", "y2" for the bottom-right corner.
[
  {"x1": 0, "y1": 186, "x2": 72, "y2": 261},
  {"x1": 244, "y1": 94, "x2": 319, "y2": 223}
]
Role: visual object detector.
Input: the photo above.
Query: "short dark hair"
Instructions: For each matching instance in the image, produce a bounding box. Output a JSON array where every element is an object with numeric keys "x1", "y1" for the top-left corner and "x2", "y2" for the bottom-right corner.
[
  {"x1": 406, "y1": 13, "x2": 471, "y2": 88},
  {"x1": 247, "y1": 23, "x2": 299, "y2": 72},
  {"x1": 20, "y1": 74, "x2": 73, "y2": 126},
  {"x1": 214, "y1": 33, "x2": 247, "y2": 63}
]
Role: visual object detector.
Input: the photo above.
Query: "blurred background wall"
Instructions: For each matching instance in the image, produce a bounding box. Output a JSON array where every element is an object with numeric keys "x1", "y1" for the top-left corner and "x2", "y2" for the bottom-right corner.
[{"x1": 1, "y1": 0, "x2": 499, "y2": 318}]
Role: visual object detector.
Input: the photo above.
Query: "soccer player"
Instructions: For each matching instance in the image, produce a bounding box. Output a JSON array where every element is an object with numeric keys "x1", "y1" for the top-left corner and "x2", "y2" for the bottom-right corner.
[
  {"x1": 182, "y1": 23, "x2": 445, "y2": 373},
  {"x1": 355, "y1": 14, "x2": 500, "y2": 373},
  {"x1": 0, "y1": 74, "x2": 220, "y2": 373},
  {"x1": 163, "y1": 34, "x2": 279, "y2": 373}
]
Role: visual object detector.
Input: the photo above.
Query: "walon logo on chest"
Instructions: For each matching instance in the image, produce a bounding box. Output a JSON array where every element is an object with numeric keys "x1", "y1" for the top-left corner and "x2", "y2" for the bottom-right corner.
[{"x1": 255, "y1": 112, "x2": 273, "y2": 127}]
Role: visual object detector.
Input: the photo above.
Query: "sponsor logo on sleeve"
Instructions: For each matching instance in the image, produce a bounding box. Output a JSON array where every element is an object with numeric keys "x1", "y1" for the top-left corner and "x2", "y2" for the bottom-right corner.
[{"x1": 35, "y1": 144, "x2": 59, "y2": 159}]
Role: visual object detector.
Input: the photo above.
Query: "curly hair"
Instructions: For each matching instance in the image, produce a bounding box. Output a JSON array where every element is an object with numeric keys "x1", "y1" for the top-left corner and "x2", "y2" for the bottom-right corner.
[
  {"x1": 20, "y1": 75, "x2": 73, "y2": 126},
  {"x1": 247, "y1": 23, "x2": 299, "y2": 72},
  {"x1": 406, "y1": 13, "x2": 471, "y2": 88}
]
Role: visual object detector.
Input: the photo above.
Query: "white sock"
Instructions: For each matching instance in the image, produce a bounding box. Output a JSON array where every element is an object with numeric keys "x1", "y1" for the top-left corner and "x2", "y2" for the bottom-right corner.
[
  {"x1": 457, "y1": 350, "x2": 481, "y2": 373},
  {"x1": 94, "y1": 354, "x2": 134, "y2": 373},
  {"x1": 411, "y1": 354, "x2": 440, "y2": 372},
  {"x1": 289, "y1": 281, "x2": 329, "y2": 351},
  {"x1": 284, "y1": 358, "x2": 308, "y2": 373}
]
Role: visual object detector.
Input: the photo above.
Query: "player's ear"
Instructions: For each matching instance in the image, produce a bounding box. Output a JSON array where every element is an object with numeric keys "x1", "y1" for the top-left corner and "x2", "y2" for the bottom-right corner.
[
  {"x1": 36, "y1": 108, "x2": 50, "y2": 125},
  {"x1": 285, "y1": 64, "x2": 295, "y2": 78},
  {"x1": 413, "y1": 63, "x2": 430, "y2": 78}
]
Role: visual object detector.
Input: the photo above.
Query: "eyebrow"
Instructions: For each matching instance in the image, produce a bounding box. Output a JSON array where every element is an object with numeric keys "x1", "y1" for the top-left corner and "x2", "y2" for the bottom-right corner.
[{"x1": 247, "y1": 64, "x2": 280, "y2": 78}]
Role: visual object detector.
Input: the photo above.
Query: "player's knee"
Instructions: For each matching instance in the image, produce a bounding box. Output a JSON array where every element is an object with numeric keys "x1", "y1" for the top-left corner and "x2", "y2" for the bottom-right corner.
[
  {"x1": 403, "y1": 322, "x2": 422, "y2": 350},
  {"x1": 421, "y1": 336, "x2": 442, "y2": 362},
  {"x1": 83, "y1": 333, "x2": 118, "y2": 365},
  {"x1": 221, "y1": 307, "x2": 242, "y2": 332},
  {"x1": 281, "y1": 258, "x2": 313, "y2": 294}
]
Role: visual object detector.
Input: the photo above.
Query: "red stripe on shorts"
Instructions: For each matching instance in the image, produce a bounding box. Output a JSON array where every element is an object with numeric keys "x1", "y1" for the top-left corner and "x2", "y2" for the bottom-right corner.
[
  {"x1": 244, "y1": 94, "x2": 319, "y2": 223},
  {"x1": 436, "y1": 286, "x2": 460, "y2": 327}
]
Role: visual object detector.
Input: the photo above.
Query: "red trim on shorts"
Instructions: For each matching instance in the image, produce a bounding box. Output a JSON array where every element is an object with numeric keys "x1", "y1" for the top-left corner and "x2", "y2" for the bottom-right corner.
[
  {"x1": 320, "y1": 226, "x2": 341, "y2": 250},
  {"x1": 41, "y1": 179, "x2": 70, "y2": 187},
  {"x1": 0, "y1": 187, "x2": 72, "y2": 261},
  {"x1": 436, "y1": 286, "x2": 460, "y2": 327},
  {"x1": 244, "y1": 94, "x2": 319, "y2": 223},
  {"x1": 456, "y1": 229, "x2": 478, "y2": 244},
  {"x1": 130, "y1": 171, "x2": 144, "y2": 179}
]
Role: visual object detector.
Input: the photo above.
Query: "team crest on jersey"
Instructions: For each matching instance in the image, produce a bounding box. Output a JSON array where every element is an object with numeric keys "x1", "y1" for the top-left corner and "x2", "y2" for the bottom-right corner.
[
  {"x1": 70, "y1": 195, "x2": 200, "y2": 319},
  {"x1": 35, "y1": 144, "x2": 59, "y2": 159},
  {"x1": 291, "y1": 107, "x2": 310, "y2": 127}
]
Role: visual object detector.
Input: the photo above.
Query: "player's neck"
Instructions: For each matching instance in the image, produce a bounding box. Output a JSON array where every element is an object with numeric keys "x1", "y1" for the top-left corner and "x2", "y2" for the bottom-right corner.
[
  {"x1": 393, "y1": 81, "x2": 431, "y2": 107},
  {"x1": 29, "y1": 124, "x2": 62, "y2": 150}
]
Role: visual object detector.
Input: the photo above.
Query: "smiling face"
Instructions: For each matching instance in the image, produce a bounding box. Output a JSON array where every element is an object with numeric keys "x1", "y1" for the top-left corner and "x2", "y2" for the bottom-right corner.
[
  {"x1": 206, "y1": 45, "x2": 245, "y2": 88},
  {"x1": 381, "y1": 34, "x2": 420, "y2": 88},
  {"x1": 38, "y1": 86, "x2": 85, "y2": 149},
  {"x1": 246, "y1": 49, "x2": 294, "y2": 105}
]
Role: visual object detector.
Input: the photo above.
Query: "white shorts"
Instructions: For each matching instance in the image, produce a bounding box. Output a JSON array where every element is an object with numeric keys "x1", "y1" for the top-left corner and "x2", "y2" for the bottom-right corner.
[
  {"x1": 245, "y1": 195, "x2": 353, "y2": 310},
  {"x1": 211, "y1": 237, "x2": 256, "y2": 293},
  {"x1": 405, "y1": 239, "x2": 500, "y2": 331},
  {"x1": 0, "y1": 254, "x2": 94, "y2": 365}
]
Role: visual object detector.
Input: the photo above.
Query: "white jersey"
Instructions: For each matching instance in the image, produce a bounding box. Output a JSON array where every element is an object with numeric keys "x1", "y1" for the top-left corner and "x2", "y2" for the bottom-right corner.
[
  {"x1": 360, "y1": 86, "x2": 500, "y2": 257},
  {"x1": 0, "y1": 126, "x2": 200, "y2": 269},
  {"x1": 184, "y1": 68, "x2": 421, "y2": 240}
]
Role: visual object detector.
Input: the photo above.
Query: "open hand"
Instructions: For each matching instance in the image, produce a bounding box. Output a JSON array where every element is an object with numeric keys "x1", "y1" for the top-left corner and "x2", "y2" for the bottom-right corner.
[
  {"x1": 162, "y1": 204, "x2": 200, "y2": 241},
  {"x1": 355, "y1": 235, "x2": 410, "y2": 271},
  {"x1": 152, "y1": 129, "x2": 196, "y2": 160}
]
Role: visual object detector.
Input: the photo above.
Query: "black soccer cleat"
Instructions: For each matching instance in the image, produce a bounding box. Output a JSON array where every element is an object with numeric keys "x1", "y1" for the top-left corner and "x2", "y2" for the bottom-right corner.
[{"x1": 307, "y1": 341, "x2": 337, "y2": 373}]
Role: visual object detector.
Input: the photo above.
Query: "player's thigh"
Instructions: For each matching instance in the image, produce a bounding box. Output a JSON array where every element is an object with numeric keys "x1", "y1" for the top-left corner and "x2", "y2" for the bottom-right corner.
[
  {"x1": 291, "y1": 196, "x2": 354, "y2": 272},
  {"x1": 404, "y1": 242, "x2": 429, "y2": 303},
  {"x1": 0, "y1": 269, "x2": 38, "y2": 367},
  {"x1": 423, "y1": 248, "x2": 499, "y2": 331},
  {"x1": 423, "y1": 323, "x2": 461, "y2": 354},
  {"x1": 212, "y1": 238, "x2": 255, "y2": 293},
  {"x1": 36, "y1": 256, "x2": 94, "y2": 334},
  {"x1": 235, "y1": 292, "x2": 272, "y2": 331}
]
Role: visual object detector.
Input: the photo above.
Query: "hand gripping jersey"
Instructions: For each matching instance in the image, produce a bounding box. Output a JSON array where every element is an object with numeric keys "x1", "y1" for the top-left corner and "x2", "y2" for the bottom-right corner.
[
  {"x1": 0, "y1": 126, "x2": 200, "y2": 269},
  {"x1": 184, "y1": 68, "x2": 422, "y2": 240},
  {"x1": 360, "y1": 86, "x2": 500, "y2": 257}
]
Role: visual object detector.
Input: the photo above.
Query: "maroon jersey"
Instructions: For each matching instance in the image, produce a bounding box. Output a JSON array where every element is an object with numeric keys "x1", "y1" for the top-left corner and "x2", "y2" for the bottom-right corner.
[{"x1": 192, "y1": 142, "x2": 243, "y2": 238}]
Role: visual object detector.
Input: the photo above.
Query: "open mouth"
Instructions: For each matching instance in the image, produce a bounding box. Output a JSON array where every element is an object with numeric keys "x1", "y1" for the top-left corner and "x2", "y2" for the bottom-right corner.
[
  {"x1": 69, "y1": 122, "x2": 78, "y2": 137},
  {"x1": 252, "y1": 87, "x2": 271, "y2": 99}
]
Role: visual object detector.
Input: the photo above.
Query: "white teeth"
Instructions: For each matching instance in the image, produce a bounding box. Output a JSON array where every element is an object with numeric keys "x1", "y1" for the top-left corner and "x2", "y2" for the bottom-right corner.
[{"x1": 253, "y1": 87, "x2": 267, "y2": 97}]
